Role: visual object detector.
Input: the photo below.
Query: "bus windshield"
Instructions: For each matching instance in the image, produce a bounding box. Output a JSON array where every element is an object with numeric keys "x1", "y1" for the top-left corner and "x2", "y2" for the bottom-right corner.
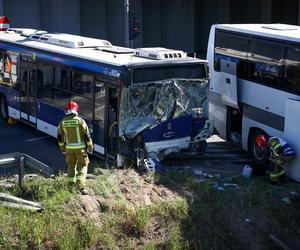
[{"x1": 119, "y1": 78, "x2": 209, "y2": 138}]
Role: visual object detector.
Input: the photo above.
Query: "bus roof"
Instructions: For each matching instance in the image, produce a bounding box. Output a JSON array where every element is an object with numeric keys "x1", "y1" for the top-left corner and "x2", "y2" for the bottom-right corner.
[
  {"x1": 0, "y1": 28, "x2": 204, "y2": 67},
  {"x1": 215, "y1": 23, "x2": 300, "y2": 43}
]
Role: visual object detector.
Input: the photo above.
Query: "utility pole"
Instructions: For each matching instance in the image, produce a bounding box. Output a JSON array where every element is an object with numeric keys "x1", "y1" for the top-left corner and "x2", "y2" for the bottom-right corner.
[{"x1": 124, "y1": 0, "x2": 130, "y2": 48}]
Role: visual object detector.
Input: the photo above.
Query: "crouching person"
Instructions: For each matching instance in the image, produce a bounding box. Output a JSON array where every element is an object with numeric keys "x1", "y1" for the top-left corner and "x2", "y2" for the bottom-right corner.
[
  {"x1": 57, "y1": 101, "x2": 94, "y2": 195},
  {"x1": 256, "y1": 135, "x2": 295, "y2": 184},
  {"x1": 267, "y1": 137, "x2": 295, "y2": 183}
]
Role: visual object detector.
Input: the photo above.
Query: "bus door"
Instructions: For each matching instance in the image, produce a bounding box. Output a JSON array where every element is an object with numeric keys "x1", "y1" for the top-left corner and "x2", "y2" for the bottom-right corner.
[
  {"x1": 220, "y1": 59, "x2": 238, "y2": 109},
  {"x1": 19, "y1": 56, "x2": 37, "y2": 124},
  {"x1": 106, "y1": 86, "x2": 119, "y2": 159}
]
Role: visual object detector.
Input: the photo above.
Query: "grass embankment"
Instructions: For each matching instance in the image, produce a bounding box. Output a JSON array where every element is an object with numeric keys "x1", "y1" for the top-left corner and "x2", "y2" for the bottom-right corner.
[{"x1": 0, "y1": 168, "x2": 300, "y2": 249}]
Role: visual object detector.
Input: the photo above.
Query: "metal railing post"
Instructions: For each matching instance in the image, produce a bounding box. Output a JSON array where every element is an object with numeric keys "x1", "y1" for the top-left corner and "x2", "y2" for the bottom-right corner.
[{"x1": 19, "y1": 156, "x2": 25, "y2": 190}]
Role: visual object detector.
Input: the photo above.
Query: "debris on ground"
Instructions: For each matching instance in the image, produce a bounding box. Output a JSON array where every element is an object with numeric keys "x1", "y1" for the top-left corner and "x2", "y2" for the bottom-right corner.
[
  {"x1": 282, "y1": 197, "x2": 292, "y2": 204},
  {"x1": 191, "y1": 168, "x2": 241, "y2": 191},
  {"x1": 0, "y1": 167, "x2": 300, "y2": 249},
  {"x1": 290, "y1": 191, "x2": 299, "y2": 197}
]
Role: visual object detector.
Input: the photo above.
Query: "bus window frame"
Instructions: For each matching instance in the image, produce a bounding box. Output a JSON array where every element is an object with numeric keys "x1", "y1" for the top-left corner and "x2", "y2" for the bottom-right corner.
[
  {"x1": 36, "y1": 57, "x2": 124, "y2": 152},
  {"x1": 212, "y1": 28, "x2": 300, "y2": 95}
]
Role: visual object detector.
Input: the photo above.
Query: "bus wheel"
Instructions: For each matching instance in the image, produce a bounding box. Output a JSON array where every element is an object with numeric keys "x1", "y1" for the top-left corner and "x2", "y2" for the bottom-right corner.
[
  {"x1": 0, "y1": 96, "x2": 8, "y2": 121},
  {"x1": 249, "y1": 129, "x2": 269, "y2": 166}
]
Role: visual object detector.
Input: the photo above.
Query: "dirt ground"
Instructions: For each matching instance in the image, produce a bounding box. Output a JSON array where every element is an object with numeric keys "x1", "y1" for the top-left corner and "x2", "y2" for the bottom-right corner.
[
  {"x1": 74, "y1": 166, "x2": 300, "y2": 249},
  {"x1": 1, "y1": 164, "x2": 300, "y2": 249}
]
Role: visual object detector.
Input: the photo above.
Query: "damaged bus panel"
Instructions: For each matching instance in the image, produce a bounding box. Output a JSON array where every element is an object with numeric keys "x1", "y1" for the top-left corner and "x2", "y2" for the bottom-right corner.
[{"x1": 118, "y1": 48, "x2": 213, "y2": 169}]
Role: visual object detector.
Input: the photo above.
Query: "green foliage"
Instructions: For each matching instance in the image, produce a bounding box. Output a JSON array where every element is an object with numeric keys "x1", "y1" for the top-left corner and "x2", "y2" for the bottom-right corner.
[
  {"x1": 1, "y1": 169, "x2": 300, "y2": 249},
  {"x1": 0, "y1": 175, "x2": 99, "y2": 250}
]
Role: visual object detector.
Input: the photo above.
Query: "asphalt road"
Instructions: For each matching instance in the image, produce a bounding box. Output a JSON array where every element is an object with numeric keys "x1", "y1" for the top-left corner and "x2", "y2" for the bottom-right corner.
[
  {"x1": 0, "y1": 119, "x2": 65, "y2": 174},
  {"x1": 0, "y1": 118, "x2": 250, "y2": 176}
]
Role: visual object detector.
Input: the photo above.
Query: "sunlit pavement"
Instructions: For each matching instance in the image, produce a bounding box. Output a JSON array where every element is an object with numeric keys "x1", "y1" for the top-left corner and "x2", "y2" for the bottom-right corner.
[
  {"x1": 0, "y1": 119, "x2": 250, "y2": 176},
  {"x1": 0, "y1": 119, "x2": 65, "y2": 174}
]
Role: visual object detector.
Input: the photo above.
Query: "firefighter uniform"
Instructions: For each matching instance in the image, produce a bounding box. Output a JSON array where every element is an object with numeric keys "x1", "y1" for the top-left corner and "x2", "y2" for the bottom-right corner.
[
  {"x1": 267, "y1": 137, "x2": 295, "y2": 183},
  {"x1": 57, "y1": 113, "x2": 93, "y2": 191}
]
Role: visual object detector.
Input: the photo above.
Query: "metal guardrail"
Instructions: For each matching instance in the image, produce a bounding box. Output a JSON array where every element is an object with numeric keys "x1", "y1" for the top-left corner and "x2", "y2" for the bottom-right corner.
[
  {"x1": 0, "y1": 153, "x2": 54, "y2": 211},
  {"x1": 0, "y1": 152, "x2": 54, "y2": 188}
]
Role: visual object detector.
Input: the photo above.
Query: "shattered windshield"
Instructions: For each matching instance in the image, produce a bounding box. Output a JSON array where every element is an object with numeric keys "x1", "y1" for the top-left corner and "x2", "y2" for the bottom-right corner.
[{"x1": 119, "y1": 78, "x2": 209, "y2": 138}]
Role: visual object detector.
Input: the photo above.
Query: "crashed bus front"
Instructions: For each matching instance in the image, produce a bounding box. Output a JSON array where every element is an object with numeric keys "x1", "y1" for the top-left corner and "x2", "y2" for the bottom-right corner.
[{"x1": 118, "y1": 49, "x2": 213, "y2": 170}]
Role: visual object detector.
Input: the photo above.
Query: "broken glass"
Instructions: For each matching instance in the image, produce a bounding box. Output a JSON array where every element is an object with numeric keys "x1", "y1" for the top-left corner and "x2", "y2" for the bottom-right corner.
[{"x1": 119, "y1": 78, "x2": 209, "y2": 139}]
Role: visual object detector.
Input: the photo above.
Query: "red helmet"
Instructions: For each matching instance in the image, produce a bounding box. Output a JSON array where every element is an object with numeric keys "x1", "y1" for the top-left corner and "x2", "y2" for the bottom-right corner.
[
  {"x1": 66, "y1": 101, "x2": 79, "y2": 114},
  {"x1": 256, "y1": 134, "x2": 267, "y2": 149},
  {"x1": 0, "y1": 16, "x2": 10, "y2": 31}
]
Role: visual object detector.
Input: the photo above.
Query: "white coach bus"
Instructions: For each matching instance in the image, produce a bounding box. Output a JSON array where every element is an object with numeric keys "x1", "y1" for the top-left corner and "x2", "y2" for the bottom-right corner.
[{"x1": 207, "y1": 23, "x2": 300, "y2": 181}]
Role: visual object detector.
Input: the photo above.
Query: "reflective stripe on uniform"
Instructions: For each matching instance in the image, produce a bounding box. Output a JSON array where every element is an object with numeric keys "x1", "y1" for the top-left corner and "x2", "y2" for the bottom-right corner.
[
  {"x1": 63, "y1": 127, "x2": 69, "y2": 144},
  {"x1": 270, "y1": 170, "x2": 285, "y2": 178},
  {"x1": 76, "y1": 126, "x2": 82, "y2": 144},
  {"x1": 273, "y1": 144, "x2": 281, "y2": 151},
  {"x1": 76, "y1": 176, "x2": 85, "y2": 181},
  {"x1": 66, "y1": 142, "x2": 86, "y2": 150},
  {"x1": 58, "y1": 142, "x2": 65, "y2": 146}
]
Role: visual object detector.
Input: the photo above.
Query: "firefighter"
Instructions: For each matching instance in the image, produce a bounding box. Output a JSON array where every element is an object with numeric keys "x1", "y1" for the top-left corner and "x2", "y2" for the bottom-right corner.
[
  {"x1": 57, "y1": 101, "x2": 93, "y2": 195},
  {"x1": 256, "y1": 135, "x2": 295, "y2": 183}
]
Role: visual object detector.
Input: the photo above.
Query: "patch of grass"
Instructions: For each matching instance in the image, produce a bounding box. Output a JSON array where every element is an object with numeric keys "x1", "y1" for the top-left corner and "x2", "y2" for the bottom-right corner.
[
  {"x1": 95, "y1": 195, "x2": 189, "y2": 249},
  {"x1": 165, "y1": 222, "x2": 186, "y2": 250},
  {"x1": 91, "y1": 169, "x2": 125, "y2": 201},
  {"x1": 1, "y1": 167, "x2": 300, "y2": 249},
  {"x1": 0, "y1": 175, "x2": 99, "y2": 249}
]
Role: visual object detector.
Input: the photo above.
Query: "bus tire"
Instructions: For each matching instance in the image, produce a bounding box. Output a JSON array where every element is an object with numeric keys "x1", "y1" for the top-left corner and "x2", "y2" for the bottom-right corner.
[
  {"x1": 0, "y1": 96, "x2": 8, "y2": 121},
  {"x1": 249, "y1": 129, "x2": 269, "y2": 166}
]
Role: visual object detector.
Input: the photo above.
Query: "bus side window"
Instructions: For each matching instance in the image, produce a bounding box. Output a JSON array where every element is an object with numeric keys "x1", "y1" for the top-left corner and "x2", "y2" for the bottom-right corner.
[
  {"x1": 1, "y1": 52, "x2": 18, "y2": 86},
  {"x1": 284, "y1": 46, "x2": 300, "y2": 94},
  {"x1": 94, "y1": 77, "x2": 106, "y2": 146},
  {"x1": 214, "y1": 31, "x2": 248, "y2": 77},
  {"x1": 37, "y1": 63, "x2": 54, "y2": 101},
  {"x1": 55, "y1": 67, "x2": 70, "y2": 90},
  {"x1": 247, "y1": 39, "x2": 284, "y2": 87},
  {"x1": 71, "y1": 71, "x2": 93, "y2": 98}
]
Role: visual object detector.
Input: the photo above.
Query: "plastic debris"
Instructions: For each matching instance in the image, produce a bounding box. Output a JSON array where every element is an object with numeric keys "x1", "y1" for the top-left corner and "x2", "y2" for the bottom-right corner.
[
  {"x1": 213, "y1": 183, "x2": 225, "y2": 192},
  {"x1": 192, "y1": 169, "x2": 203, "y2": 176},
  {"x1": 290, "y1": 191, "x2": 299, "y2": 197},
  {"x1": 223, "y1": 183, "x2": 240, "y2": 189},
  {"x1": 245, "y1": 218, "x2": 251, "y2": 223},
  {"x1": 143, "y1": 158, "x2": 165, "y2": 172},
  {"x1": 242, "y1": 165, "x2": 253, "y2": 178},
  {"x1": 282, "y1": 197, "x2": 292, "y2": 204}
]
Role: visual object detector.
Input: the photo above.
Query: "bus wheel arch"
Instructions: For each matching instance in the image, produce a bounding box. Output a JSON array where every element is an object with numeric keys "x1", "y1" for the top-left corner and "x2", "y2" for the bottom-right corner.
[
  {"x1": 248, "y1": 128, "x2": 269, "y2": 167},
  {"x1": 0, "y1": 95, "x2": 8, "y2": 121}
]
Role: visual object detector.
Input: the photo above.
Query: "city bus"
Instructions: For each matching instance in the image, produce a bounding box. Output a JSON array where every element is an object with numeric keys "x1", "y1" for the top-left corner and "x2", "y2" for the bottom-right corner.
[
  {"x1": 207, "y1": 23, "x2": 300, "y2": 181},
  {"x1": 0, "y1": 24, "x2": 213, "y2": 169}
]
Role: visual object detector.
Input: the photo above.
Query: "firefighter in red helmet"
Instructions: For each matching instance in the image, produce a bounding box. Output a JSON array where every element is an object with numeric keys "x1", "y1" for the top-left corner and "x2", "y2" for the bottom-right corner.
[
  {"x1": 256, "y1": 134, "x2": 295, "y2": 184},
  {"x1": 57, "y1": 100, "x2": 93, "y2": 195}
]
